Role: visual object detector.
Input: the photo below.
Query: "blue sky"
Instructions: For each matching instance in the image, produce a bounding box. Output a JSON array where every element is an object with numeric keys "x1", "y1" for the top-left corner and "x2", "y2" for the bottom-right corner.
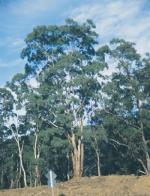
[{"x1": 0, "y1": 0, "x2": 149, "y2": 86}]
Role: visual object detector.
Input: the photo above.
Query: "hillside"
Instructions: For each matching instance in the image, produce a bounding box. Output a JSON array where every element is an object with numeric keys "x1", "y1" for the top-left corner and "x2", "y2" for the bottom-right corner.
[{"x1": 0, "y1": 175, "x2": 150, "y2": 196}]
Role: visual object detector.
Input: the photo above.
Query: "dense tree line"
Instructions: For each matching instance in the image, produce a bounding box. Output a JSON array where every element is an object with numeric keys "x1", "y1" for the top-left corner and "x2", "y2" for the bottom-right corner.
[{"x1": 0, "y1": 19, "x2": 150, "y2": 189}]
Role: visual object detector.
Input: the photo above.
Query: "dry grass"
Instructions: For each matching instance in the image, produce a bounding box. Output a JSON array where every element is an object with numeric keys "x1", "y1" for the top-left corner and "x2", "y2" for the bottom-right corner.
[{"x1": 0, "y1": 175, "x2": 150, "y2": 196}]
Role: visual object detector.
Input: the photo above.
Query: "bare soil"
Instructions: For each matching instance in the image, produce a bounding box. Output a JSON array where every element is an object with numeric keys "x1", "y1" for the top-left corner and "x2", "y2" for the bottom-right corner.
[{"x1": 0, "y1": 175, "x2": 150, "y2": 196}]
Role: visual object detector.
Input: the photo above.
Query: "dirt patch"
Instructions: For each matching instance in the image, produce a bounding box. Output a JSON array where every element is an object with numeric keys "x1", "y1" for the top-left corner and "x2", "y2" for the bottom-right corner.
[{"x1": 0, "y1": 175, "x2": 150, "y2": 196}]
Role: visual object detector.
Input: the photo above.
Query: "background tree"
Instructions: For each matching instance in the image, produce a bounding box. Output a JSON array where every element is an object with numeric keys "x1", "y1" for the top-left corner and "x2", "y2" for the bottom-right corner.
[
  {"x1": 0, "y1": 74, "x2": 28, "y2": 187},
  {"x1": 101, "y1": 39, "x2": 150, "y2": 175}
]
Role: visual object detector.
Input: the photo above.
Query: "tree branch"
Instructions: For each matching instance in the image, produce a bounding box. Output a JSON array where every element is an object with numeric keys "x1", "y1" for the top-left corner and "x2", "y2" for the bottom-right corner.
[
  {"x1": 137, "y1": 158, "x2": 148, "y2": 175},
  {"x1": 109, "y1": 138, "x2": 128, "y2": 147}
]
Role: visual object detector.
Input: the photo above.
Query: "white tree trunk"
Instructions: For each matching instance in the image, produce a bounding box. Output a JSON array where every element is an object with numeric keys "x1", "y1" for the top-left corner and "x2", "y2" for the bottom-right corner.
[
  {"x1": 10, "y1": 127, "x2": 27, "y2": 187},
  {"x1": 17, "y1": 142, "x2": 27, "y2": 187},
  {"x1": 137, "y1": 99, "x2": 150, "y2": 175},
  {"x1": 34, "y1": 129, "x2": 41, "y2": 186}
]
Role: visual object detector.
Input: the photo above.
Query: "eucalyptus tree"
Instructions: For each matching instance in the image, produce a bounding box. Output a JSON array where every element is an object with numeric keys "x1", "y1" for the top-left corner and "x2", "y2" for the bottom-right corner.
[
  {"x1": 102, "y1": 39, "x2": 150, "y2": 175},
  {"x1": 24, "y1": 89, "x2": 47, "y2": 186},
  {"x1": 0, "y1": 88, "x2": 17, "y2": 188},
  {"x1": 0, "y1": 73, "x2": 29, "y2": 187},
  {"x1": 6, "y1": 73, "x2": 47, "y2": 186},
  {"x1": 83, "y1": 124, "x2": 107, "y2": 176},
  {"x1": 21, "y1": 19, "x2": 107, "y2": 177},
  {"x1": 134, "y1": 53, "x2": 150, "y2": 174}
]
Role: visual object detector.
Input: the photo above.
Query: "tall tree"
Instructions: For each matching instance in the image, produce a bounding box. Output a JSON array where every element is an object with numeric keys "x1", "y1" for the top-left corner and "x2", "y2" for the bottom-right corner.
[
  {"x1": 21, "y1": 19, "x2": 107, "y2": 177},
  {"x1": 0, "y1": 74, "x2": 28, "y2": 187},
  {"x1": 102, "y1": 39, "x2": 150, "y2": 175}
]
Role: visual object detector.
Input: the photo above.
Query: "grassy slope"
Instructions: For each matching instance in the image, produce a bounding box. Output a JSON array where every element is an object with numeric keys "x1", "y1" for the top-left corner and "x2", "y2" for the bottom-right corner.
[{"x1": 0, "y1": 176, "x2": 150, "y2": 196}]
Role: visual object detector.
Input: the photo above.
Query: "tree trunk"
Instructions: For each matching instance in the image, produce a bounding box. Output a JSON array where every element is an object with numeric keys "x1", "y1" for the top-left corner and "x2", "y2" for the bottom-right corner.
[
  {"x1": 67, "y1": 153, "x2": 70, "y2": 180},
  {"x1": 10, "y1": 127, "x2": 27, "y2": 187},
  {"x1": 69, "y1": 118, "x2": 84, "y2": 178},
  {"x1": 10, "y1": 178, "x2": 14, "y2": 189},
  {"x1": 137, "y1": 99, "x2": 150, "y2": 175},
  {"x1": 15, "y1": 161, "x2": 21, "y2": 188},
  {"x1": 18, "y1": 143, "x2": 27, "y2": 187},
  {"x1": 140, "y1": 126, "x2": 150, "y2": 175},
  {"x1": 92, "y1": 129, "x2": 101, "y2": 176},
  {"x1": 0, "y1": 170, "x2": 3, "y2": 189},
  {"x1": 69, "y1": 134, "x2": 83, "y2": 177},
  {"x1": 96, "y1": 150, "x2": 101, "y2": 176},
  {"x1": 34, "y1": 165, "x2": 40, "y2": 186},
  {"x1": 34, "y1": 129, "x2": 41, "y2": 186},
  {"x1": 29, "y1": 169, "x2": 32, "y2": 187},
  {"x1": 80, "y1": 118, "x2": 84, "y2": 176},
  {"x1": 146, "y1": 157, "x2": 150, "y2": 174}
]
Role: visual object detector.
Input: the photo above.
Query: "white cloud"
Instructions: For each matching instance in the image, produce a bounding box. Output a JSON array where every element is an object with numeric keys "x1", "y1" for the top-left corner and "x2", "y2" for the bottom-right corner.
[
  {"x1": 136, "y1": 35, "x2": 150, "y2": 54},
  {"x1": 69, "y1": 0, "x2": 150, "y2": 54},
  {"x1": 71, "y1": 0, "x2": 141, "y2": 24},
  {"x1": 11, "y1": 38, "x2": 25, "y2": 49},
  {"x1": 0, "y1": 36, "x2": 25, "y2": 52}
]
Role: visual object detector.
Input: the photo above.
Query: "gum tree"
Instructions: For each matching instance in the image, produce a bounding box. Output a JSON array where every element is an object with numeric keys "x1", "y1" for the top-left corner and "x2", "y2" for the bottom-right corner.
[{"x1": 21, "y1": 19, "x2": 107, "y2": 177}]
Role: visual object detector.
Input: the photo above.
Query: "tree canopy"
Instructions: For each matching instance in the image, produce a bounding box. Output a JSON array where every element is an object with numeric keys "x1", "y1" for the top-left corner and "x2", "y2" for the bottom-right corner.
[{"x1": 0, "y1": 19, "x2": 150, "y2": 189}]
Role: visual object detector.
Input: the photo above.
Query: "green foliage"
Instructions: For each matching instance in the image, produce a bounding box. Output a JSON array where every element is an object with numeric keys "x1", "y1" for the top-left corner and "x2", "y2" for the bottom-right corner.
[{"x1": 0, "y1": 19, "x2": 150, "y2": 189}]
